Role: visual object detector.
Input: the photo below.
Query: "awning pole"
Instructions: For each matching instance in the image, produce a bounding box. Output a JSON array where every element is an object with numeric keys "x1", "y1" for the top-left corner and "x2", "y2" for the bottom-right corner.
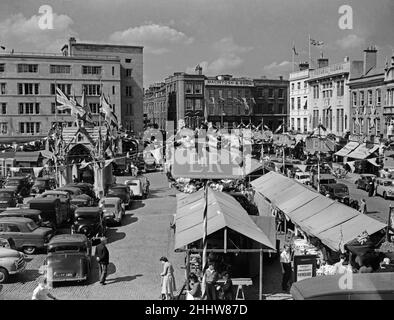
[
  {"x1": 259, "y1": 247, "x2": 263, "y2": 300},
  {"x1": 186, "y1": 246, "x2": 190, "y2": 290},
  {"x1": 202, "y1": 182, "x2": 208, "y2": 272},
  {"x1": 224, "y1": 227, "x2": 227, "y2": 254}
]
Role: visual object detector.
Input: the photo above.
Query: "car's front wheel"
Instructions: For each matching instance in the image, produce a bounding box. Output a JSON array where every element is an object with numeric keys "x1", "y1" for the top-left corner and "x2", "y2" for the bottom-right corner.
[
  {"x1": 384, "y1": 192, "x2": 388, "y2": 200},
  {"x1": 0, "y1": 267, "x2": 9, "y2": 283},
  {"x1": 23, "y1": 246, "x2": 36, "y2": 255}
]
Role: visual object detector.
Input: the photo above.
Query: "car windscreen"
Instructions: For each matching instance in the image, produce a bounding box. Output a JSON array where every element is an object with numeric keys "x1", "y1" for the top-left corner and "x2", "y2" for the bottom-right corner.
[
  {"x1": 334, "y1": 187, "x2": 348, "y2": 194},
  {"x1": 103, "y1": 204, "x2": 116, "y2": 208},
  {"x1": 321, "y1": 179, "x2": 336, "y2": 184},
  {"x1": 128, "y1": 182, "x2": 138, "y2": 186},
  {"x1": 298, "y1": 175, "x2": 309, "y2": 179},
  {"x1": 33, "y1": 180, "x2": 46, "y2": 187},
  {"x1": 44, "y1": 194, "x2": 67, "y2": 199},
  {"x1": 383, "y1": 181, "x2": 393, "y2": 186},
  {"x1": 27, "y1": 221, "x2": 38, "y2": 231},
  {"x1": 77, "y1": 215, "x2": 98, "y2": 221},
  {"x1": 108, "y1": 190, "x2": 126, "y2": 195},
  {"x1": 48, "y1": 245, "x2": 85, "y2": 253}
]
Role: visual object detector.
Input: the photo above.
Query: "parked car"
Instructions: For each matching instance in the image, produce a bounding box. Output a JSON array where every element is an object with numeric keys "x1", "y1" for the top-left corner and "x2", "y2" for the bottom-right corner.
[
  {"x1": 99, "y1": 197, "x2": 125, "y2": 226},
  {"x1": 320, "y1": 183, "x2": 350, "y2": 203},
  {"x1": 294, "y1": 172, "x2": 311, "y2": 185},
  {"x1": 311, "y1": 173, "x2": 337, "y2": 190},
  {"x1": 0, "y1": 190, "x2": 23, "y2": 211},
  {"x1": 0, "y1": 247, "x2": 26, "y2": 283},
  {"x1": 0, "y1": 237, "x2": 16, "y2": 249},
  {"x1": 70, "y1": 197, "x2": 91, "y2": 212},
  {"x1": 39, "y1": 190, "x2": 71, "y2": 218},
  {"x1": 356, "y1": 174, "x2": 377, "y2": 192},
  {"x1": 0, "y1": 217, "x2": 53, "y2": 254},
  {"x1": 107, "y1": 184, "x2": 132, "y2": 208},
  {"x1": 0, "y1": 208, "x2": 46, "y2": 228},
  {"x1": 44, "y1": 234, "x2": 92, "y2": 284},
  {"x1": 375, "y1": 178, "x2": 394, "y2": 200},
  {"x1": 30, "y1": 177, "x2": 56, "y2": 196},
  {"x1": 71, "y1": 207, "x2": 106, "y2": 238},
  {"x1": 28, "y1": 198, "x2": 69, "y2": 229},
  {"x1": 4, "y1": 176, "x2": 31, "y2": 197},
  {"x1": 57, "y1": 187, "x2": 94, "y2": 206},
  {"x1": 65, "y1": 183, "x2": 96, "y2": 201},
  {"x1": 125, "y1": 177, "x2": 149, "y2": 199}
]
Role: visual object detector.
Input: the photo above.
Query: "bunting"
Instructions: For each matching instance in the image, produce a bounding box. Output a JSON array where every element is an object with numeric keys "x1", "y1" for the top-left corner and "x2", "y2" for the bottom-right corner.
[{"x1": 100, "y1": 93, "x2": 119, "y2": 129}]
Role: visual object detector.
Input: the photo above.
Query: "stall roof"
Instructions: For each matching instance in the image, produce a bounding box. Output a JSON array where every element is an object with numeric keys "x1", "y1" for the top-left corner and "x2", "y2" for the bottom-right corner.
[
  {"x1": 174, "y1": 187, "x2": 276, "y2": 251},
  {"x1": 334, "y1": 141, "x2": 360, "y2": 157},
  {"x1": 15, "y1": 151, "x2": 41, "y2": 162},
  {"x1": 251, "y1": 171, "x2": 386, "y2": 251},
  {"x1": 346, "y1": 143, "x2": 379, "y2": 160}
]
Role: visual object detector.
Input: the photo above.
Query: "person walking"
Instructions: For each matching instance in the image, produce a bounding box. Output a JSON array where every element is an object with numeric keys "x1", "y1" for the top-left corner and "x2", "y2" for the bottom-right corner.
[
  {"x1": 218, "y1": 271, "x2": 234, "y2": 300},
  {"x1": 359, "y1": 199, "x2": 367, "y2": 215},
  {"x1": 95, "y1": 237, "x2": 109, "y2": 285},
  {"x1": 280, "y1": 244, "x2": 293, "y2": 292},
  {"x1": 160, "y1": 256, "x2": 176, "y2": 300},
  {"x1": 32, "y1": 277, "x2": 57, "y2": 300},
  {"x1": 368, "y1": 179, "x2": 375, "y2": 197}
]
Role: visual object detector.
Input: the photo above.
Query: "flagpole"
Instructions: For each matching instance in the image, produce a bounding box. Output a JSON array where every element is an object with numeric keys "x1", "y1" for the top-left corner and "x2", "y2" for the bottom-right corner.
[
  {"x1": 308, "y1": 34, "x2": 311, "y2": 68},
  {"x1": 292, "y1": 42, "x2": 295, "y2": 72},
  {"x1": 202, "y1": 182, "x2": 208, "y2": 296}
]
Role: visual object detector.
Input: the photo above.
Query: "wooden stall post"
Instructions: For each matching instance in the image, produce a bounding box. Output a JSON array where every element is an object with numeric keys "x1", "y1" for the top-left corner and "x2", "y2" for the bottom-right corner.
[
  {"x1": 186, "y1": 247, "x2": 190, "y2": 290},
  {"x1": 224, "y1": 227, "x2": 227, "y2": 254},
  {"x1": 259, "y1": 247, "x2": 263, "y2": 300}
]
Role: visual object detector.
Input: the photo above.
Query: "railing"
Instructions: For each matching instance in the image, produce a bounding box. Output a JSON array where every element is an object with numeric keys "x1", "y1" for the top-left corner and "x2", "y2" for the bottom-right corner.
[
  {"x1": 0, "y1": 51, "x2": 119, "y2": 60},
  {"x1": 310, "y1": 62, "x2": 350, "y2": 78}
]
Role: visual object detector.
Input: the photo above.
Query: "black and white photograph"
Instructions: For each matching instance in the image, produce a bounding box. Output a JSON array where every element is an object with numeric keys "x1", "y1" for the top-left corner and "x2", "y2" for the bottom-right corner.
[{"x1": 0, "y1": 0, "x2": 393, "y2": 305}]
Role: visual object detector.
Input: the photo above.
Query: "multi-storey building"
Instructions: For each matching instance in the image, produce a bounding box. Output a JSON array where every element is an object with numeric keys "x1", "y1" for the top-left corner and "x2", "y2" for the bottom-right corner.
[
  {"x1": 143, "y1": 82, "x2": 166, "y2": 129},
  {"x1": 289, "y1": 63, "x2": 311, "y2": 133},
  {"x1": 0, "y1": 51, "x2": 121, "y2": 143},
  {"x1": 64, "y1": 38, "x2": 144, "y2": 134},
  {"x1": 252, "y1": 76, "x2": 289, "y2": 132},
  {"x1": 307, "y1": 57, "x2": 354, "y2": 137}
]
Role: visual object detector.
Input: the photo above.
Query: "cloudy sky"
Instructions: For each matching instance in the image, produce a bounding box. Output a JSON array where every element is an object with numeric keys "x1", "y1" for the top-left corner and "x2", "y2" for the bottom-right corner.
[{"x1": 0, "y1": 0, "x2": 393, "y2": 87}]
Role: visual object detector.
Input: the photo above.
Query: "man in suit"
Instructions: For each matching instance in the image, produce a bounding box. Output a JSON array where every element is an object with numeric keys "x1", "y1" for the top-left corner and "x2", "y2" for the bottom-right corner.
[{"x1": 95, "y1": 237, "x2": 109, "y2": 285}]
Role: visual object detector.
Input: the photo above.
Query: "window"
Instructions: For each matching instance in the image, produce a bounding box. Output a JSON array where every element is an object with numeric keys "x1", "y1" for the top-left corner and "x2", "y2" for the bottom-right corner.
[
  {"x1": 17, "y1": 64, "x2": 38, "y2": 73},
  {"x1": 125, "y1": 58, "x2": 132, "y2": 63},
  {"x1": 313, "y1": 85, "x2": 319, "y2": 99},
  {"x1": 0, "y1": 64, "x2": 4, "y2": 72},
  {"x1": 195, "y1": 99, "x2": 202, "y2": 110},
  {"x1": 51, "y1": 103, "x2": 56, "y2": 114},
  {"x1": 89, "y1": 103, "x2": 99, "y2": 114},
  {"x1": 297, "y1": 118, "x2": 301, "y2": 131},
  {"x1": 297, "y1": 82, "x2": 301, "y2": 90},
  {"x1": 185, "y1": 99, "x2": 193, "y2": 110},
  {"x1": 376, "y1": 118, "x2": 381, "y2": 133},
  {"x1": 7, "y1": 225, "x2": 20, "y2": 232},
  {"x1": 337, "y1": 80, "x2": 344, "y2": 97},
  {"x1": 112, "y1": 86, "x2": 115, "y2": 95},
  {"x1": 278, "y1": 89, "x2": 284, "y2": 99},
  {"x1": 50, "y1": 65, "x2": 70, "y2": 74},
  {"x1": 125, "y1": 86, "x2": 132, "y2": 97},
  {"x1": 304, "y1": 82, "x2": 308, "y2": 89},
  {"x1": 82, "y1": 66, "x2": 101, "y2": 75},
  {"x1": 51, "y1": 83, "x2": 71, "y2": 95},
  {"x1": 360, "y1": 91, "x2": 365, "y2": 105},
  {"x1": 352, "y1": 92, "x2": 357, "y2": 106},
  {"x1": 0, "y1": 103, "x2": 6, "y2": 114},
  {"x1": 218, "y1": 90, "x2": 223, "y2": 99},
  {"x1": 291, "y1": 98, "x2": 295, "y2": 110},
  {"x1": 52, "y1": 103, "x2": 69, "y2": 114},
  {"x1": 185, "y1": 83, "x2": 193, "y2": 94},
  {"x1": 257, "y1": 88, "x2": 264, "y2": 97},
  {"x1": 291, "y1": 118, "x2": 295, "y2": 130},
  {"x1": 0, "y1": 123, "x2": 7, "y2": 135},
  {"x1": 278, "y1": 104, "x2": 284, "y2": 113},
  {"x1": 376, "y1": 89, "x2": 381, "y2": 105},
  {"x1": 82, "y1": 84, "x2": 101, "y2": 96},
  {"x1": 209, "y1": 90, "x2": 214, "y2": 98},
  {"x1": 112, "y1": 66, "x2": 115, "y2": 76},
  {"x1": 18, "y1": 83, "x2": 39, "y2": 95},
  {"x1": 368, "y1": 90, "x2": 373, "y2": 105},
  {"x1": 227, "y1": 90, "x2": 232, "y2": 98},
  {"x1": 267, "y1": 103, "x2": 273, "y2": 113},
  {"x1": 303, "y1": 118, "x2": 308, "y2": 132},
  {"x1": 126, "y1": 104, "x2": 133, "y2": 115},
  {"x1": 291, "y1": 83, "x2": 294, "y2": 92},
  {"x1": 126, "y1": 69, "x2": 132, "y2": 77},
  {"x1": 297, "y1": 97, "x2": 301, "y2": 109},
  {"x1": 19, "y1": 122, "x2": 38, "y2": 134},
  {"x1": 268, "y1": 89, "x2": 274, "y2": 98},
  {"x1": 194, "y1": 83, "x2": 202, "y2": 94},
  {"x1": 0, "y1": 83, "x2": 5, "y2": 95},
  {"x1": 303, "y1": 97, "x2": 308, "y2": 109},
  {"x1": 18, "y1": 103, "x2": 40, "y2": 115}
]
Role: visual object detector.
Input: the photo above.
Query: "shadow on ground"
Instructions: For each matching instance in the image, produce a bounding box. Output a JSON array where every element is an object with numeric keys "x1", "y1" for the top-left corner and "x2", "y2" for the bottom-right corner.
[
  {"x1": 130, "y1": 201, "x2": 145, "y2": 210},
  {"x1": 106, "y1": 274, "x2": 143, "y2": 285}
]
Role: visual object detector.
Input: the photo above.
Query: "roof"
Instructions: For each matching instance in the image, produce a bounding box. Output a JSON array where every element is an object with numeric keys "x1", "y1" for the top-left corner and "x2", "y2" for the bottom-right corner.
[
  {"x1": 101, "y1": 197, "x2": 122, "y2": 203},
  {"x1": 334, "y1": 141, "x2": 360, "y2": 157},
  {"x1": 0, "y1": 217, "x2": 33, "y2": 223},
  {"x1": 251, "y1": 171, "x2": 386, "y2": 251},
  {"x1": 346, "y1": 143, "x2": 379, "y2": 160},
  {"x1": 49, "y1": 234, "x2": 88, "y2": 246},
  {"x1": 8, "y1": 176, "x2": 27, "y2": 181},
  {"x1": 174, "y1": 188, "x2": 276, "y2": 251},
  {"x1": 0, "y1": 152, "x2": 15, "y2": 159},
  {"x1": 321, "y1": 183, "x2": 348, "y2": 188},
  {"x1": 291, "y1": 273, "x2": 394, "y2": 300},
  {"x1": 14, "y1": 151, "x2": 41, "y2": 162},
  {"x1": 0, "y1": 189, "x2": 17, "y2": 193},
  {"x1": 42, "y1": 191, "x2": 69, "y2": 196},
  {"x1": 1, "y1": 209, "x2": 41, "y2": 215}
]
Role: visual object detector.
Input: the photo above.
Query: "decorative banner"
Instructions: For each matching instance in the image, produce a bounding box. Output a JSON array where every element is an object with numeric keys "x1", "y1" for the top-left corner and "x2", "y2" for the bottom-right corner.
[
  {"x1": 104, "y1": 159, "x2": 114, "y2": 168},
  {"x1": 32, "y1": 167, "x2": 44, "y2": 177},
  {"x1": 305, "y1": 137, "x2": 335, "y2": 153},
  {"x1": 272, "y1": 134, "x2": 294, "y2": 147}
]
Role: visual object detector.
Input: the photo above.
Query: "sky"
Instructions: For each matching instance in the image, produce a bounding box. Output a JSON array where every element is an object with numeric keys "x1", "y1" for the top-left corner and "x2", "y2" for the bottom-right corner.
[{"x1": 0, "y1": 0, "x2": 393, "y2": 87}]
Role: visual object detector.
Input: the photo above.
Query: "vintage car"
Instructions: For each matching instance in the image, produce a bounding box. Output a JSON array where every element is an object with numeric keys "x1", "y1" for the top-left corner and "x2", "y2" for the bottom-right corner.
[
  {"x1": 70, "y1": 197, "x2": 91, "y2": 212},
  {"x1": 65, "y1": 183, "x2": 96, "y2": 200},
  {"x1": 56, "y1": 187, "x2": 94, "y2": 206},
  {"x1": 0, "y1": 217, "x2": 53, "y2": 254},
  {"x1": 124, "y1": 177, "x2": 149, "y2": 199},
  {"x1": 107, "y1": 184, "x2": 132, "y2": 208},
  {"x1": 28, "y1": 198, "x2": 69, "y2": 228},
  {"x1": 0, "y1": 189, "x2": 23, "y2": 211},
  {"x1": 39, "y1": 190, "x2": 71, "y2": 218},
  {"x1": 71, "y1": 207, "x2": 106, "y2": 238},
  {"x1": 30, "y1": 177, "x2": 56, "y2": 196},
  {"x1": 0, "y1": 247, "x2": 26, "y2": 283},
  {"x1": 320, "y1": 183, "x2": 350, "y2": 203},
  {"x1": 375, "y1": 178, "x2": 394, "y2": 200},
  {"x1": 0, "y1": 208, "x2": 46, "y2": 227},
  {"x1": 355, "y1": 174, "x2": 376, "y2": 192},
  {"x1": 44, "y1": 234, "x2": 92, "y2": 284},
  {"x1": 4, "y1": 176, "x2": 31, "y2": 197},
  {"x1": 294, "y1": 172, "x2": 311, "y2": 185},
  {"x1": 311, "y1": 173, "x2": 337, "y2": 190},
  {"x1": 99, "y1": 197, "x2": 125, "y2": 226}
]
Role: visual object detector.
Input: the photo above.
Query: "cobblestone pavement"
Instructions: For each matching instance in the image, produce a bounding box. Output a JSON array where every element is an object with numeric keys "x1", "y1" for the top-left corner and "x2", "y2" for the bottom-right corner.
[{"x1": 0, "y1": 172, "x2": 185, "y2": 300}]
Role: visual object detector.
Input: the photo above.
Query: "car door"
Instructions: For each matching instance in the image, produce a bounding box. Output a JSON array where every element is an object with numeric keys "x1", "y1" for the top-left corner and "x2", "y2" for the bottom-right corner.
[{"x1": 3, "y1": 223, "x2": 24, "y2": 249}]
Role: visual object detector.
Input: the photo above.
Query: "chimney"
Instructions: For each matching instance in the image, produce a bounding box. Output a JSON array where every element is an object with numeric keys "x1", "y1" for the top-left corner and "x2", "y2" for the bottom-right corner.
[
  {"x1": 363, "y1": 46, "x2": 377, "y2": 75},
  {"x1": 299, "y1": 62, "x2": 309, "y2": 71},
  {"x1": 195, "y1": 64, "x2": 202, "y2": 75},
  {"x1": 344, "y1": 56, "x2": 350, "y2": 62},
  {"x1": 279, "y1": 76, "x2": 283, "y2": 81},
  {"x1": 68, "y1": 37, "x2": 76, "y2": 56},
  {"x1": 317, "y1": 57, "x2": 329, "y2": 69}
]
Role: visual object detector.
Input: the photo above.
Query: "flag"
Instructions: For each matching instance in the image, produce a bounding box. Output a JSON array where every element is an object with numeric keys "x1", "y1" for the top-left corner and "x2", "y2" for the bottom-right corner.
[
  {"x1": 242, "y1": 98, "x2": 250, "y2": 113},
  {"x1": 326, "y1": 105, "x2": 332, "y2": 111},
  {"x1": 105, "y1": 146, "x2": 114, "y2": 158},
  {"x1": 310, "y1": 38, "x2": 324, "y2": 46},
  {"x1": 233, "y1": 97, "x2": 242, "y2": 104},
  {"x1": 292, "y1": 43, "x2": 299, "y2": 55},
  {"x1": 251, "y1": 97, "x2": 256, "y2": 104},
  {"x1": 100, "y1": 93, "x2": 119, "y2": 129},
  {"x1": 56, "y1": 87, "x2": 85, "y2": 118},
  {"x1": 104, "y1": 159, "x2": 114, "y2": 168},
  {"x1": 80, "y1": 88, "x2": 93, "y2": 123}
]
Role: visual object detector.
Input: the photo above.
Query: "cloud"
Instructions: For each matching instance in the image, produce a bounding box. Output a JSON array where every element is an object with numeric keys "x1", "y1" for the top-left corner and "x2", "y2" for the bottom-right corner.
[
  {"x1": 213, "y1": 36, "x2": 253, "y2": 54},
  {"x1": 336, "y1": 34, "x2": 365, "y2": 49},
  {"x1": 0, "y1": 13, "x2": 76, "y2": 53},
  {"x1": 187, "y1": 53, "x2": 243, "y2": 75},
  {"x1": 262, "y1": 61, "x2": 292, "y2": 78},
  {"x1": 109, "y1": 24, "x2": 194, "y2": 54}
]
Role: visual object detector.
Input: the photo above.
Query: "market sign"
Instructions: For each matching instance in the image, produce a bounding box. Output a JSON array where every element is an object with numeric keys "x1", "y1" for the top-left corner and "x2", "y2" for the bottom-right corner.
[
  {"x1": 272, "y1": 134, "x2": 294, "y2": 147},
  {"x1": 204, "y1": 79, "x2": 254, "y2": 87},
  {"x1": 293, "y1": 255, "x2": 317, "y2": 282},
  {"x1": 305, "y1": 137, "x2": 335, "y2": 153}
]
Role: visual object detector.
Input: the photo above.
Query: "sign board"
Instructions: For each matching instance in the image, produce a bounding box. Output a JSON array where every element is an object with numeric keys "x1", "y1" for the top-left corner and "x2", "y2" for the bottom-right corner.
[
  {"x1": 205, "y1": 79, "x2": 254, "y2": 87},
  {"x1": 272, "y1": 134, "x2": 294, "y2": 147},
  {"x1": 293, "y1": 255, "x2": 317, "y2": 282},
  {"x1": 305, "y1": 137, "x2": 335, "y2": 153}
]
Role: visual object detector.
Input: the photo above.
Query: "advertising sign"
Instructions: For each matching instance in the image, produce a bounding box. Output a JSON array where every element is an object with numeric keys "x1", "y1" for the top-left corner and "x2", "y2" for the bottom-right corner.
[
  {"x1": 305, "y1": 137, "x2": 335, "y2": 153},
  {"x1": 293, "y1": 255, "x2": 317, "y2": 282},
  {"x1": 205, "y1": 79, "x2": 254, "y2": 87}
]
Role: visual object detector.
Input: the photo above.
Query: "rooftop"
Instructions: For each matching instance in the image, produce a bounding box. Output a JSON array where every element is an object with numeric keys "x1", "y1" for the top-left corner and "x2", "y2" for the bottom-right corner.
[{"x1": 0, "y1": 51, "x2": 120, "y2": 61}]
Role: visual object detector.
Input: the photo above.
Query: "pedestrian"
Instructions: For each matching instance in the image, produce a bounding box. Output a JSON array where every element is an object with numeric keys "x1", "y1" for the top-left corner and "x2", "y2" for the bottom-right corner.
[
  {"x1": 280, "y1": 244, "x2": 292, "y2": 292},
  {"x1": 160, "y1": 256, "x2": 176, "y2": 300},
  {"x1": 186, "y1": 272, "x2": 202, "y2": 300},
  {"x1": 368, "y1": 179, "x2": 375, "y2": 197},
  {"x1": 218, "y1": 271, "x2": 234, "y2": 300},
  {"x1": 333, "y1": 254, "x2": 347, "y2": 275},
  {"x1": 203, "y1": 261, "x2": 219, "y2": 300},
  {"x1": 95, "y1": 237, "x2": 109, "y2": 285},
  {"x1": 359, "y1": 199, "x2": 367, "y2": 214},
  {"x1": 32, "y1": 277, "x2": 57, "y2": 300}
]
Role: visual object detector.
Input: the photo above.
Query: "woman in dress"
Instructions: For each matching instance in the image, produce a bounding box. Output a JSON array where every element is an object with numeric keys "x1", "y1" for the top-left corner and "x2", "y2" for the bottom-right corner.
[{"x1": 160, "y1": 256, "x2": 176, "y2": 300}]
